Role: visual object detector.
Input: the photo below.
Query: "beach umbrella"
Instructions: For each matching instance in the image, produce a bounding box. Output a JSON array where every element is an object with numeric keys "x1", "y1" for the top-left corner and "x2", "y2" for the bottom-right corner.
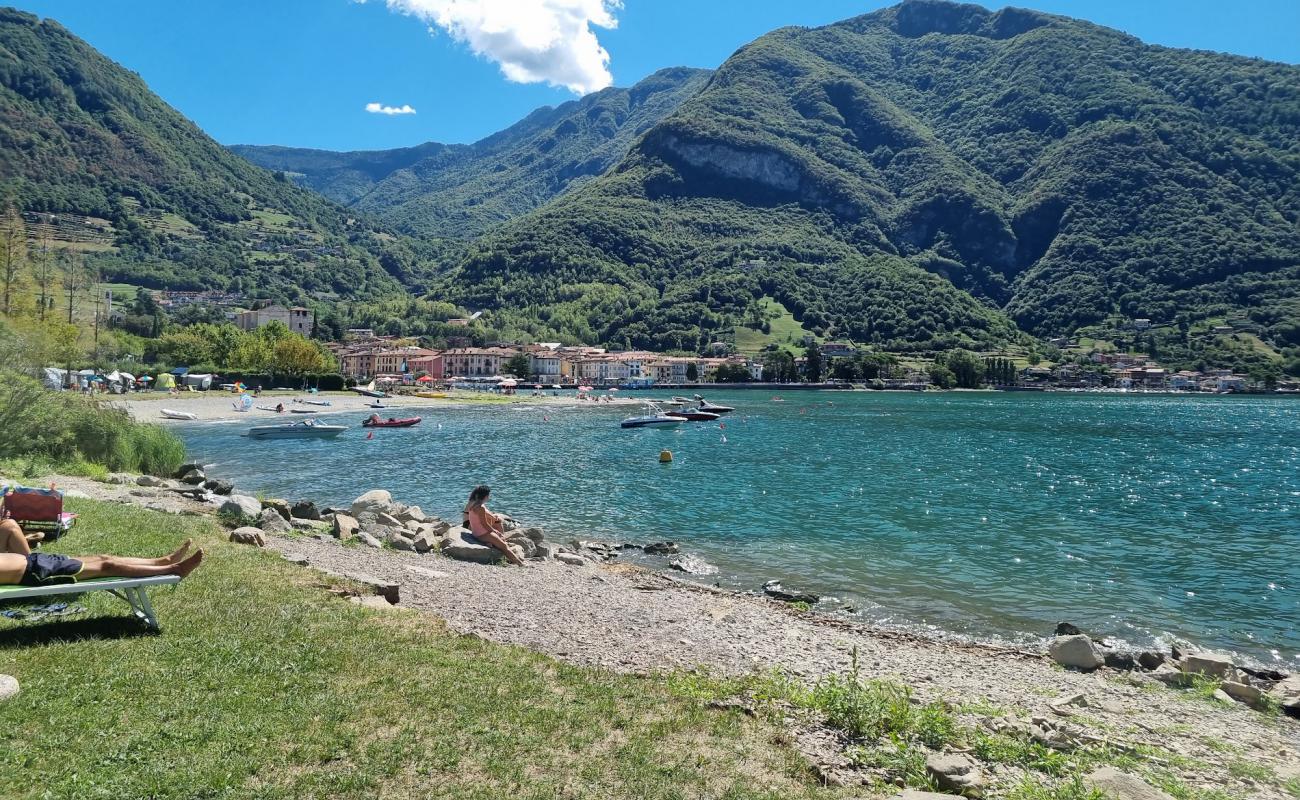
[
  {"x1": 139, "y1": 375, "x2": 153, "y2": 382},
  {"x1": 609, "y1": 387, "x2": 619, "y2": 392},
  {"x1": 416, "y1": 375, "x2": 434, "y2": 383}
]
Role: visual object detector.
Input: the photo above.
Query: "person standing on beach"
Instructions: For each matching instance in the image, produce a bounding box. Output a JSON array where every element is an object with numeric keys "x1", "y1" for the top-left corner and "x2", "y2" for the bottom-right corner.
[{"x1": 462, "y1": 485, "x2": 524, "y2": 566}]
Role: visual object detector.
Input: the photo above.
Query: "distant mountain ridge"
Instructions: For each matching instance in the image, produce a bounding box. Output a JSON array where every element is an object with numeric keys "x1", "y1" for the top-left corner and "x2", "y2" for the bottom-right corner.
[
  {"x1": 232, "y1": 67, "x2": 712, "y2": 239},
  {"x1": 0, "y1": 6, "x2": 428, "y2": 300},
  {"x1": 435, "y1": 0, "x2": 1300, "y2": 350}
]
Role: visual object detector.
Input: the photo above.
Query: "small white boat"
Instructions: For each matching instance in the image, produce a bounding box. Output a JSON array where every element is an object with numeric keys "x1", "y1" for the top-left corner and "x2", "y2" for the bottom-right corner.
[
  {"x1": 246, "y1": 419, "x2": 347, "y2": 440},
  {"x1": 693, "y1": 394, "x2": 735, "y2": 414},
  {"x1": 620, "y1": 403, "x2": 685, "y2": 429},
  {"x1": 160, "y1": 408, "x2": 199, "y2": 421}
]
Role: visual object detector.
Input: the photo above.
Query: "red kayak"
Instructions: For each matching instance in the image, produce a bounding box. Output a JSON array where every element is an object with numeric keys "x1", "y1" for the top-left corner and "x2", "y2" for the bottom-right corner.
[{"x1": 362, "y1": 416, "x2": 422, "y2": 428}]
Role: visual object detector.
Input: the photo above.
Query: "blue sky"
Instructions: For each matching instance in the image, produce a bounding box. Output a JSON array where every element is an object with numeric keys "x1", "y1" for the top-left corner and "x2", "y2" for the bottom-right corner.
[{"x1": 13, "y1": 0, "x2": 1300, "y2": 152}]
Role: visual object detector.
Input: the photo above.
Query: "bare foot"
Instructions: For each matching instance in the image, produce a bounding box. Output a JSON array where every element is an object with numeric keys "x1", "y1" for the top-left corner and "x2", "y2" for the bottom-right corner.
[
  {"x1": 165, "y1": 538, "x2": 193, "y2": 564},
  {"x1": 172, "y1": 549, "x2": 204, "y2": 580},
  {"x1": 25, "y1": 531, "x2": 45, "y2": 545}
]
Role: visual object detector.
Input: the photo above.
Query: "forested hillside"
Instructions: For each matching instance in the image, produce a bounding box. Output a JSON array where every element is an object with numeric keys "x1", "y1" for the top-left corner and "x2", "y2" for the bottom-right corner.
[
  {"x1": 0, "y1": 7, "x2": 430, "y2": 301},
  {"x1": 234, "y1": 68, "x2": 711, "y2": 240},
  {"x1": 437, "y1": 0, "x2": 1300, "y2": 351}
]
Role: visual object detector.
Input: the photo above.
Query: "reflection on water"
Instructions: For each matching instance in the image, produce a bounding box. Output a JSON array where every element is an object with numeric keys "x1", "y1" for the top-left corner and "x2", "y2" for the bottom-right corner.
[{"x1": 176, "y1": 392, "x2": 1300, "y2": 665}]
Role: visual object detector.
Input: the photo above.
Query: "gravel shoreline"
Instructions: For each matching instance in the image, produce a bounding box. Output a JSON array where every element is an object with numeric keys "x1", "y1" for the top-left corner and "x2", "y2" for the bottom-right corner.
[{"x1": 15, "y1": 472, "x2": 1300, "y2": 798}]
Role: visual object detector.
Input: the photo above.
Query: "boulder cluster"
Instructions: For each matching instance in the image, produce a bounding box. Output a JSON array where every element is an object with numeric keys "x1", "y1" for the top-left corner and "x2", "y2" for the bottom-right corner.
[{"x1": 1046, "y1": 622, "x2": 1298, "y2": 717}]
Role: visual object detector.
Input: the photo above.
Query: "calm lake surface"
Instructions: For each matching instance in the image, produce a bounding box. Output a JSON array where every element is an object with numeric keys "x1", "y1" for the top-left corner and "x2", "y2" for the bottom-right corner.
[{"x1": 175, "y1": 391, "x2": 1300, "y2": 665}]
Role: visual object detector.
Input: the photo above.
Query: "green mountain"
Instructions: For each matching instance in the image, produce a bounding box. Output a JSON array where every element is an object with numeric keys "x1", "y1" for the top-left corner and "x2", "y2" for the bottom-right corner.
[
  {"x1": 439, "y1": 0, "x2": 1300, "y2": 351},
  {"x1": 232, "y1": 67, "x2": 712, "y2": 240},
  {"x1": 0, "y1": 7, "x2": 424, "y2": 301}
]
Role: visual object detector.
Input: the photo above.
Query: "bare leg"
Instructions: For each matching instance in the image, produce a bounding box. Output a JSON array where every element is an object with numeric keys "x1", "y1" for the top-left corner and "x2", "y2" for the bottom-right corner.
[
  {"x1": 473, "y1": 530, "x2": 525, "y2": 566},
  {"x1": 77, "y1": 549, "x2": 204, "y2": 580},
  {"x1": 0, "y1": 520, "x2": 31, "y2": 556}
]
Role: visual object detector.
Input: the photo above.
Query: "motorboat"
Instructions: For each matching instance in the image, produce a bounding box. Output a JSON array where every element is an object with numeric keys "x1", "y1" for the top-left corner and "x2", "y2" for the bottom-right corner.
[
  {"x1": 620, "y1": 403, "x2": 685, "y2": 429},
  {"x1": 160, "y1": 408, "x2": 198, "y2": 421},
  {"x1": 362, "y1": 416, "x2": 422, "y2": 428},
  {"x1": 693, "y1": 394, "x2": 735, "y2": 414},
  {"x1": 367, "y1": 402, "x2": 387, "y2": 409},
  {"x1": 246, "y1": 419, "x2": 347, "y2": 440},
  {"x1": 664, "y1": 408, "x2": 721, "y2": 422}
]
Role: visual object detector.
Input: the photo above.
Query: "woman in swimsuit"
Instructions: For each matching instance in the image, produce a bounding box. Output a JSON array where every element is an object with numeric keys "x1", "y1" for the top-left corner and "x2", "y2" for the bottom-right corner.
[{"x1": 462, "y1": 485, "x2": 524, "y2": 566}]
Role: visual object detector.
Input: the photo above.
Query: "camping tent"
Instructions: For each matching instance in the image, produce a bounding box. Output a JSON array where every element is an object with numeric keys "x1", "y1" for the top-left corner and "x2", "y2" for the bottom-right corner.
[
  {"x1": 155, "y1": 373, "x2": 176, "y2": 390},
  {"x1": 181, "y1": 373, "x2": 213, "y2": 391},
  {"x1": 42, "y1": 367, "x2": 67, "y2": 391}
]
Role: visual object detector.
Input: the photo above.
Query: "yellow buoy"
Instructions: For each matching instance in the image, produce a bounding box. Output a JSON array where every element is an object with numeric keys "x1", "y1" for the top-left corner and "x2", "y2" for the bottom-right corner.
[{"x1": 659, "y1": 449, "x2": 673, "y2": 463}]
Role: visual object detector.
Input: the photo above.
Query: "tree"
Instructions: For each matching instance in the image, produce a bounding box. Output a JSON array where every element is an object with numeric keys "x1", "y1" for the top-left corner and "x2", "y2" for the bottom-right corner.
[
  {"x1": 504, "y1": 352, "x2": 531, "y2": 378},
  {"x1": 60, "y1": 249, "x2": 87, "y2": 324},
  {"x1": 685, "y1": 361, "x2": 699, "y2": 382},
  {"x1": 803, "y1": 342, "x2": 823, "y2": 382},
  {"x1": 714, "y1": 363, "x2": 752, "y2": 383},
  {"x1": 928, "y1": 363, "x2": 956, "y2": 389},
  {"x1": 761, "y1": 349, "x2": 796, "y2": 383},
  {"x1": 831, "y1": 358, "x2": 859, "y2": 381},
  {"x1": 272, "y1": 335, "x2": 332, "y2": 376},
  {"x1": 0, "y1": 205, "x2": 28, "y2": 317},
  {"x1": 945, "y1": 350, "x2": 985, "y2": 389},
  {"x1": 32, "y1": 225, "x2": 57, "y2": 323}
]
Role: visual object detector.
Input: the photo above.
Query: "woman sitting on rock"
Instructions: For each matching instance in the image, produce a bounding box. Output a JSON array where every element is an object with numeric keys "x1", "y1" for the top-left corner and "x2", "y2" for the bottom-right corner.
[{"x1": 462, "y1": 485, "x2": 524, "y2": 566}]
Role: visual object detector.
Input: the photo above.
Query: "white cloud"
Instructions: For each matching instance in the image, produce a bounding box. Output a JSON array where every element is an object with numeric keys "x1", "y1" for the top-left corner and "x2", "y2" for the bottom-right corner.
[
  {"x1": 366, "y1": 102, "x2": 417, "y2": 115},
  {"x1": 382, "y1": 0, "x2": 621, "y2": 95}
]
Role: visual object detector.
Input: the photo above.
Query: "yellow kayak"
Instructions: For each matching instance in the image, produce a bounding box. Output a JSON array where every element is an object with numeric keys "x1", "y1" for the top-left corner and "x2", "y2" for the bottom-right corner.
[{"x1": 415, "y1": 391, "x2": 449, "y2": 399}]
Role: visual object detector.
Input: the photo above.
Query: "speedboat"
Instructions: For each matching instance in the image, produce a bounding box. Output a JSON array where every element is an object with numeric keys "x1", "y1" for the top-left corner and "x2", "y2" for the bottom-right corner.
[
  {"x1": 620, "y1": 403, "x2": 685, "y2": 429},
  {"x1": 367, "y1": 402, "x2": 387, "y2": 408},
  {"x1": 246, "y1": 419, "x2": 347, "y2": 440},
  {"x1": 693, "y1": 394, "x2": 735, "y2": 414},
  {"x1": 160, "y1": 408, "x2": 198, "y2": 421},
  {"x1": 664, "y1": 407, "x2": 721, "y2": 422},
  {"x1": 362, "y1": 416, "x2": 422, "y2": 428}
]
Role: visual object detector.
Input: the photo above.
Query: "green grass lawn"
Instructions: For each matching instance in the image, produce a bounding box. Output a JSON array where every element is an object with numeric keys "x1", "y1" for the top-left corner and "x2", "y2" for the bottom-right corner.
[
  {"x1": 0, "y1": 501, "x2": 836, "y2": 800},
  {"x1": 733, "y1": 297, "x2": 820, "y2": 355}
]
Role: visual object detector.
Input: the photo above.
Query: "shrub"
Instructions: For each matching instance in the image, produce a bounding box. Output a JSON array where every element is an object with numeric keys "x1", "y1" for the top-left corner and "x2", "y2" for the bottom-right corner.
[{"x1": 0, "y1": 372, "x2": 185, "y2": 475}]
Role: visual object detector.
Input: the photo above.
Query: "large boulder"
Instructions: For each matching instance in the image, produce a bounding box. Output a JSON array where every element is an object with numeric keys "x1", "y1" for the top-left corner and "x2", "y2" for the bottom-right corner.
[
  {"x1": 1180, "y1": 652, "x2": 1239, "y2": 681},
  {"x1": 643, "y1": 541, "x2": 679, "y2": 555},
  {"x1": 290, "y1": 500, "x2": 321, "y2": 521},
  {"x1": 179, "y1": 468, "x2": 206, "y2": 485},
  {"x1": 356, "y1": 531, "x2": 383, "y2": 549},
  {"x1": 219, "y1": 494, "x2": 262, "y2": 522},
  {"x1": 668, "y1": 554, "x2": 719, "y2": 575},
  {"x1": 257, "y1": 508, "x2": 291, "y2": 535},
  {"x1": 0, "y1": 674, "x2": 19, "y2": 703},
  {"x1": 1267, "y1": 675, "x2": 1300, "y2": 717},
  {"x1": 411, "y1": 529, "x2": 441, "y2": 553},
  {"x1": 376, "y1": 512, "x2": 404, "y2": 529},
  {"x1": 332, "y1": 513, "x2": 359, "y2": 541},
  {"x1": 925, "y1": 753, "x2": 985, "y2": 797},
  {"x1": 397, "y1": 505, "x2": 428, "y2": 524},
  {"x1": 441, "y1": 527, "x2": 505, "y2": 564},
  {"x1": 136, "y1": 475, "x2": 167, "y2": 487},
  {"x1": 229, "y1": 527, "x2": 265, "y2": 547},
  {"x1": 261, "y1": 498, "x2": 292, "y2": 521},
  {"x1": 1219, "y1": 681, "x2": 1265, "y2": 709},
  {"x1": 350, "y1": 489, "x2": 405, "y2": 518},
  {"x1": 203, "y1": 478, "x2": 233, "y2": 496},
  {"x1": 505, "y1": 532, "x2": 537, "y2": 558},
  {"x1": 1083, "y1": 767, "x2": 1174, "y2": 800},
  {"x1": 1048, "y1": 635, "x2": 1104, "y2": 671}
]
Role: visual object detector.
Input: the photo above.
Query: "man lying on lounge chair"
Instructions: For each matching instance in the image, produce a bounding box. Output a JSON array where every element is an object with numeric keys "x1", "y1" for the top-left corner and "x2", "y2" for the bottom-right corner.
[{"x1": 0, "y1": 519, "x2": 203, "y2": 587}]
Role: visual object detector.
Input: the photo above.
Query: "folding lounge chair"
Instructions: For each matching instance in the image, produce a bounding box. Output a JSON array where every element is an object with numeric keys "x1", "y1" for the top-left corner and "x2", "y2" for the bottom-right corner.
[
  {"x1": 1, "y1": 485, "x2": 77, "y2": 543},
  {"x1": 0, "y1": 576, "x2": 179, "y2": 630}
]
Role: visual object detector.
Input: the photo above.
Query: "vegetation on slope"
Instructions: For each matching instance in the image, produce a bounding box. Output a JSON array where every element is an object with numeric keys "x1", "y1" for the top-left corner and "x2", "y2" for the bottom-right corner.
[
  {"x1": 235, "y1": 67, "x2": 712, "y2": 241},
  {"x1": 0, "y1": 8, "x2": 434, "y2": 300},
  {"x1": 436, "y1": 0, "x2": 1299, "y2": 352}
]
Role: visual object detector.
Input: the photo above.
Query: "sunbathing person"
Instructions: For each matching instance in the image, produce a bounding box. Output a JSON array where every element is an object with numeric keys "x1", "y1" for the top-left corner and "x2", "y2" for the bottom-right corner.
[{"x1": 0, "y1": 519, "x2": 203, "y2": 586}]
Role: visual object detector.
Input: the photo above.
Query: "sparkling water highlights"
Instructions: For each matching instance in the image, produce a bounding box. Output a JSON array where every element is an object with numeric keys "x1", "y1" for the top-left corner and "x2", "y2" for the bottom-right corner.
[{"x1": 175, "y1": 392, "x2": 1300, "y2": 665}]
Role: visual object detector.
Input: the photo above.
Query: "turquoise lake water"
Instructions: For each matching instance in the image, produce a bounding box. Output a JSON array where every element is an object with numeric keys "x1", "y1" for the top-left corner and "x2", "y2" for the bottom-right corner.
[{"x1": 174, "y1": 392, "x2": 1300, "y2": 665}]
